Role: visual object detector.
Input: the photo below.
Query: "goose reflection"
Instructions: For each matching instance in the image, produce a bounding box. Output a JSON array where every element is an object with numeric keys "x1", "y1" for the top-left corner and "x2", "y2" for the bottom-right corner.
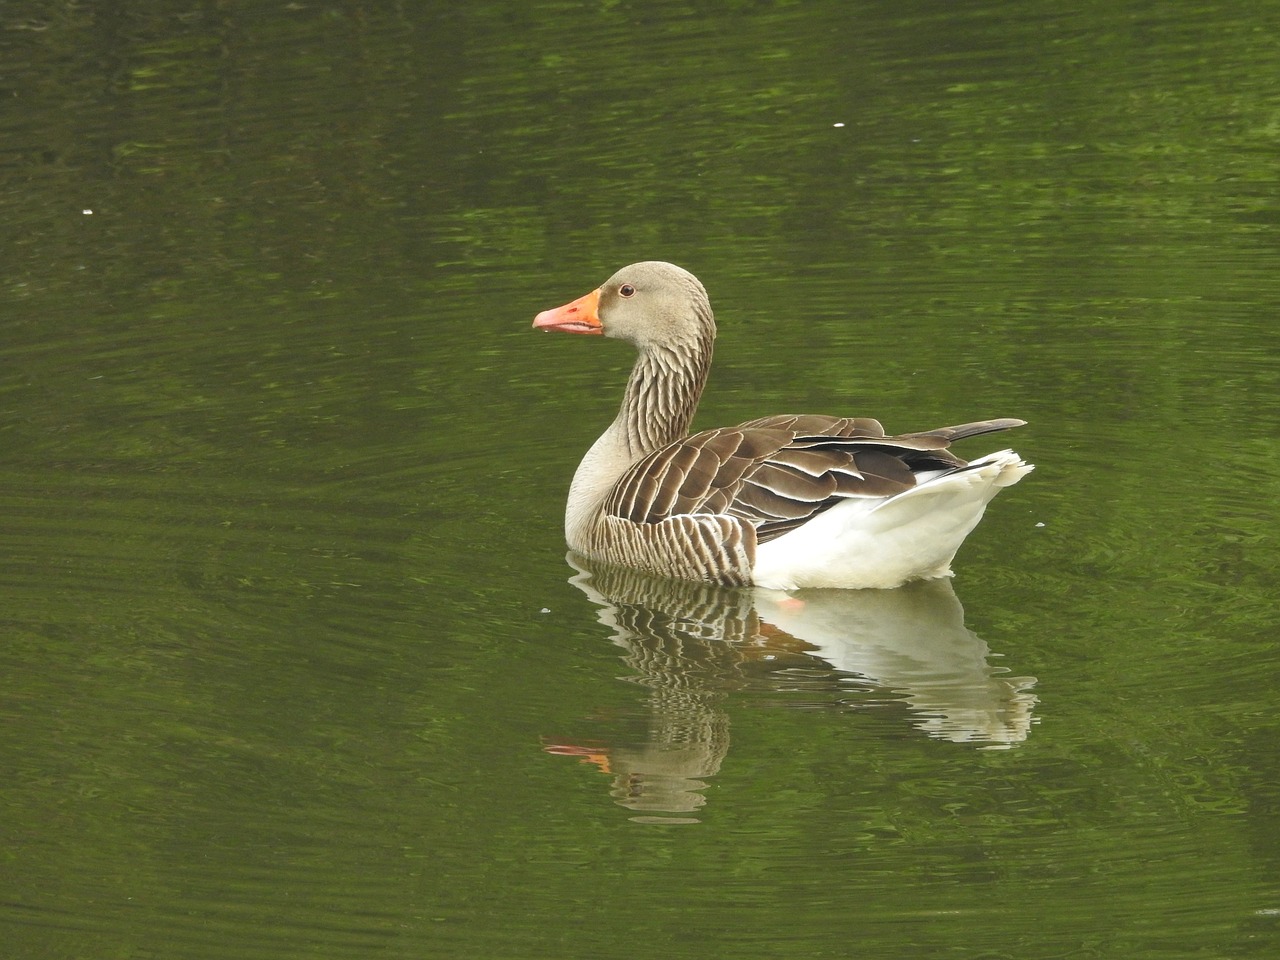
[{"x1": 544, "y1": 556, "x2": 1037, "y2": 822}]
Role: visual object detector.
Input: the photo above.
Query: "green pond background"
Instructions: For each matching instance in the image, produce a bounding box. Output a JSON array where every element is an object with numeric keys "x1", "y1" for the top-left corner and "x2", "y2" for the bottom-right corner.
[{"x1": 3, "y1": 1, "x2": 1279, "y2": 957}]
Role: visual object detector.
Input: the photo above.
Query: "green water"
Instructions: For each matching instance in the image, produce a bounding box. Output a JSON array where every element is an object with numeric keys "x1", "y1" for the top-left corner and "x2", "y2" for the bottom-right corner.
[{"x1": 3, "y1": 1, "x2": 1278, "y2": 957}]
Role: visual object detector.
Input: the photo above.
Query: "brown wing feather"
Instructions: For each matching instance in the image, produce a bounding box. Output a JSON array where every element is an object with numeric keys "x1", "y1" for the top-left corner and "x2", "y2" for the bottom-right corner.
[
  {"x1": 604, "y1": 415, "x2": 1026, "y2": 539},
  {"x1": 607, "y1": 427, "x2": 794, "y2": 523},
  {"x1": 738, "y1": 414, "x2": 887, "y2": 438}
]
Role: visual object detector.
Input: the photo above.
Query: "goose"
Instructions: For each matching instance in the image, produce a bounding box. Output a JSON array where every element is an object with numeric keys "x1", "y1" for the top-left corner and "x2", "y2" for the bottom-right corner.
[{"x1": 532, "y1": 261, "x2": 1032, "y2": 590}]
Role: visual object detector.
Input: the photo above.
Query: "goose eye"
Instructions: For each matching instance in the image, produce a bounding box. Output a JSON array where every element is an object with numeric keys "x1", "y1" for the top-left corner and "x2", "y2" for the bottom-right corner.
[{"x1": 618, "y1": 283, "x2": 636, "y2": 298}]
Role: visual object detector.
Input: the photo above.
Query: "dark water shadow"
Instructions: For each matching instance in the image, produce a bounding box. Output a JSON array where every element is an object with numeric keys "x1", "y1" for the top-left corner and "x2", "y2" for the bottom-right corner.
[{"x1": 544, "y1": 556, "x2": 1037, "y2": 822}]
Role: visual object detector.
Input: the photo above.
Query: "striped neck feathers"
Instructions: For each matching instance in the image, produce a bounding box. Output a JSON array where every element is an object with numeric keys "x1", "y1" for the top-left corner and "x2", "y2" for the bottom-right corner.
[{"x1": 617, "y1": 332, "x2": 714, "y2": 459}]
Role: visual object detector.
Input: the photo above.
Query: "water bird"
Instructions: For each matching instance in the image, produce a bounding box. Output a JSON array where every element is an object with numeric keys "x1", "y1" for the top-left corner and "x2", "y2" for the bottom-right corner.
[{"x1": 533, "y1": 261, "x2": 1031, "y2": 589}]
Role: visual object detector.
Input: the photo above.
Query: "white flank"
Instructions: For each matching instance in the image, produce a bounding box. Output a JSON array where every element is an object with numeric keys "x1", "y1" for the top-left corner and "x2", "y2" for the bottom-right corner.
[{"x1": 752, "y1": 450, "x2": 1033, "y2": 590}]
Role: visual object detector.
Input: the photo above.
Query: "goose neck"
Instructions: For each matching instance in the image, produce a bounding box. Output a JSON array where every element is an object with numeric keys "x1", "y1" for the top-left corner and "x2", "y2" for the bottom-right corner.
[{"x1": 618, "y1": 337, "x2": 712, "y2": 458}]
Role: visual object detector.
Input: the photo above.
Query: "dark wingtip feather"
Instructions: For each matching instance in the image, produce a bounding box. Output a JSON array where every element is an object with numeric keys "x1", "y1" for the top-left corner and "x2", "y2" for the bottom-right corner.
[{"x1": 905, "y1": 418, "x2": 1027, "y2": 442}]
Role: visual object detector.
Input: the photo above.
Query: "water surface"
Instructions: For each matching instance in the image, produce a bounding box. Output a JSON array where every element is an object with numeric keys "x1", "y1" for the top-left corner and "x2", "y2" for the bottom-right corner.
[{"x1": 2, "y1": 1, "x2": 1278, "y2": 958}]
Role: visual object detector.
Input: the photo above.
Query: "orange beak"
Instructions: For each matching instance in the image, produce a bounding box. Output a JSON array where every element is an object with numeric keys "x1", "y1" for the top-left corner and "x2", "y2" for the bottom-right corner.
[
  {"x1": 532, "y1": 287, "x2": 603, "y2": 335},
  {"x1": 542, "y1": 740, "x2": 612, "y2": 774}
]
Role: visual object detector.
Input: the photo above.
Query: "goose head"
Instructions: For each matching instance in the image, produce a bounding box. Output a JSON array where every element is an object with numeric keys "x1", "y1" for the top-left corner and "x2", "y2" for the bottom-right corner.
[{"x1": 533, "y1": 261, "x2": 716, "y2": 352}]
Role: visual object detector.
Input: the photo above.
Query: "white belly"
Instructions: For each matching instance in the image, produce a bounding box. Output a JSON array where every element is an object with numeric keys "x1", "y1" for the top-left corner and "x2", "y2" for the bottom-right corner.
[{"x1": 752, "y1": 450, "x2": 1032, "y2": 590}]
